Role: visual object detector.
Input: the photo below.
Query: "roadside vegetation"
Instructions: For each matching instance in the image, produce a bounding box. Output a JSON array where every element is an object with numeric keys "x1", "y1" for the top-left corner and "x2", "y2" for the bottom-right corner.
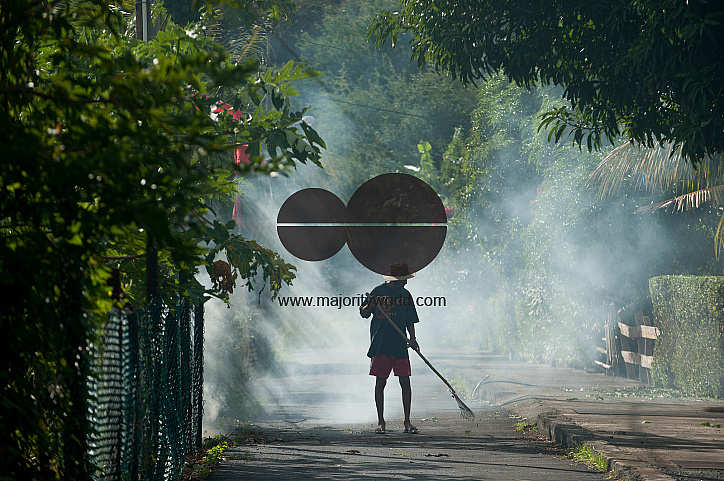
[
  {"x1": 1, "y1": 0, "x2": 321, "y2": 478},
  {"x1": 513, "y1": 421, "x2": 538, "y2": 432},
  {"x1": 568, "y1": 444, "x2": 611, "y2": 476}
]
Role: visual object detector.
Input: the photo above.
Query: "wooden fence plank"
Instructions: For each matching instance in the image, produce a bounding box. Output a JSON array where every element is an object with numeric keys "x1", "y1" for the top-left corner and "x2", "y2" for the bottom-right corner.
[
  {"x1": 604, "y1": 306, "x2": 657, "y2": 383},
  {"x1": 618, "y1": 333, "x2": 638, "y2": 379},
  {"x1": 617, "y1": 322, "x2": 660, "y2": 340},
  {"x1": 621, "y1": 351, "x2": 654, "y2": 369},
  {"x1": 594, "y1": 360, "x2": 612, "y2": 370},
  {"x1": 605, "y1": 323, "x2": 614, "y2": 368},
  {"x1": 639, "y1": 315, "x2": 654, "y2": 384}
]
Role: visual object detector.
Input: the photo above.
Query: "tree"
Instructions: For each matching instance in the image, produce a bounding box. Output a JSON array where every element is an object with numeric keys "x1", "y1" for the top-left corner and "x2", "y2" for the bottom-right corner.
[
  {"x1": 0, "y1": 1, "x2": 324, "y2": 478},
  {"x1": 418, "y1": 74, "x2": 721, "y2": 364},
  {"x1": 272, "y1": 0, "x2": 478, "y2": 197},
  {"x1": 367, "y1": 0, "x2": 724, "y2": 164}
]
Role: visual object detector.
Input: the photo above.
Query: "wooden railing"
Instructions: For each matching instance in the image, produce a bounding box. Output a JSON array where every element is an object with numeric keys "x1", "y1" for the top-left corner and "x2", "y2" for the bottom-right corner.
[{"x1": 595, "y1": 304, "x2": 659, "y2": 384}]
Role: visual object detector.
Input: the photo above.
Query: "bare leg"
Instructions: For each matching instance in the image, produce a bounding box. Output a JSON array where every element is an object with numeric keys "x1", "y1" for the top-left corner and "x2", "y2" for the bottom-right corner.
[
  {"x1": 375, "y1": 377, "x2": 386, "y2": 432},
  {"x1": 399, "y1": 376, "x2": 412, "y2": 429}
]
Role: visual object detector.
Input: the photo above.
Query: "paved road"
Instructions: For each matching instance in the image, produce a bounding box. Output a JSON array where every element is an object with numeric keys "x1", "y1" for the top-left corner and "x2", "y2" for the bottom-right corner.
[
  {"x1": 207, "y1": 350, "x2": 612, "y2": 481},
  {"x1": 204, "y1": 350, "x2": 724, "y2": 480},
  {"x1": 209, "y1": 410, "x2": 609, "y2": 481}
]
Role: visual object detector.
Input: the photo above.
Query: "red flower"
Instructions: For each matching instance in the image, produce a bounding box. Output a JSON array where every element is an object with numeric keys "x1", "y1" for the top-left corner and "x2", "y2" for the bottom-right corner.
[
  {"x1": 234, "y1": 144, "x2": 250, "y2": 165},
  {"x1": 213, "y1": 103, "x2": 244, "y2": 121}
]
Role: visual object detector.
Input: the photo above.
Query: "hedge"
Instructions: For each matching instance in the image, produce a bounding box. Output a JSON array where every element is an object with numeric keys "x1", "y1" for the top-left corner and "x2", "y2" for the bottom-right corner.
[{"x1": 649, "y1": 275, "x2": 724, "y2": 398}]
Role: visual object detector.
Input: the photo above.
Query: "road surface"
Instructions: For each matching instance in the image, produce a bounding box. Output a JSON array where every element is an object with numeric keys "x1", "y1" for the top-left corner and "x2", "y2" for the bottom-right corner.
[{"x1": 207, "y1": 350, "x2": 613, "y2": 480}]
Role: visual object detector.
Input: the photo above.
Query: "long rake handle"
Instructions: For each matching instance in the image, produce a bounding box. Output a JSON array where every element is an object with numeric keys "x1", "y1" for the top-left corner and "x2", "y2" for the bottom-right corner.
[{"x1": 374, "y1": 302, "x2": 459, "y2": 396}]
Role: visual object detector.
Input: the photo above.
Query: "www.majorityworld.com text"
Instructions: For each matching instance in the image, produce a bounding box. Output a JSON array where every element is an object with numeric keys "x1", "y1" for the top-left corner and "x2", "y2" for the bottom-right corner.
[{"x1": 277, "y1": 294, "x2": 447, "y2": 309}]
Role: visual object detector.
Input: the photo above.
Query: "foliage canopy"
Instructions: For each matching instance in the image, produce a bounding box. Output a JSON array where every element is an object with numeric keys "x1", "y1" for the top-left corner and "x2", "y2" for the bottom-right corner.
[
  {"x1": 367, "y1": 0, "x2": 724, "y2": 164},
  {"x1": 273, "y1": 0, "x2": 478, "y2": 197},
  {"x1": 0, "y1": 0, "x2": 324, "y2": 478}
]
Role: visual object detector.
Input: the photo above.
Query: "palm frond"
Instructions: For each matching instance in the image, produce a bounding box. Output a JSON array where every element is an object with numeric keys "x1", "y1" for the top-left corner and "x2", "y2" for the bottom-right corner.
[
  {"x1": 587, "y1": 140, "x2": 724, "y2": 259},
  {"x1": 586, "y1": 141, "x2": 724, "y2": 199},
  {"x1": 200, "y1": 6, "x2": 269, "y2": 65},
  {"x1": 635, "y1": 184, "x2": 724, "y2": 213},
  {"x1": 228, "y1": 24, "x2": 268, "y2": 64}
]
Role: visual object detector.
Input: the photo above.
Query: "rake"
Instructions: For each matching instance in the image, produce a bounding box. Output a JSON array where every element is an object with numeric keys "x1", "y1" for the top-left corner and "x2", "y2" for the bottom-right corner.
[{"x1": 372, "y1": 299, "x2": 475, "y2": 420}]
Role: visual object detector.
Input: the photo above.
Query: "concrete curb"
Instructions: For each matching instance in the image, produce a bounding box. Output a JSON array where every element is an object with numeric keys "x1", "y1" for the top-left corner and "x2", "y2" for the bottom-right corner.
[{"x1": 530, "y1": 408, "x2": 675, "y2": 481}]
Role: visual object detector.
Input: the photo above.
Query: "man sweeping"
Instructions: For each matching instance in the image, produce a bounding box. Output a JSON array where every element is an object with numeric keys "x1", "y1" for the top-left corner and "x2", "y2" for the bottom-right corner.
[{"x1": 360, "y1": 261, "x2": 420, "y2": 434}]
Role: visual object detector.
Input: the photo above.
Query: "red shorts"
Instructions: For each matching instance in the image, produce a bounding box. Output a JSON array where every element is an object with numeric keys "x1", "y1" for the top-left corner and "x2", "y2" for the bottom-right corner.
[{"x1": 369, "y1": 355, "x2": 411, "y2": 378}]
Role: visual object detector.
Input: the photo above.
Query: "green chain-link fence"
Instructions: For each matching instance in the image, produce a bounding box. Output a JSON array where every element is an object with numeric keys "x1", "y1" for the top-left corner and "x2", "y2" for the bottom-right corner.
[{"x1": 88, "y1": 298, "x2": 204, "y2": 480}]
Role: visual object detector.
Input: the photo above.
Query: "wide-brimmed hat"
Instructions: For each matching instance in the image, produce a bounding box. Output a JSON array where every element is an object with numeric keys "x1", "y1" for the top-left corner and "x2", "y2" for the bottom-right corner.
[{"x1": 383, "y1": 261, "x2": 416, "y2": 281}]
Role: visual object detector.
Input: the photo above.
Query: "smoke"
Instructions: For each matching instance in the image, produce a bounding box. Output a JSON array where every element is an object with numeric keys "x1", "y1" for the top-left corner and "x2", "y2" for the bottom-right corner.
[
  {"x1": 441, "y1": 89, "x2": 707, "y2": 370},
  {"x1": 201, "y1": 1, "x2": 723, "y2": 434},
  {"x1": 201, "y1": 163, "x2": 381, "y2": 433},
  {"x1": 201, "y1": 156, "x2": 467, "y2": 433}
]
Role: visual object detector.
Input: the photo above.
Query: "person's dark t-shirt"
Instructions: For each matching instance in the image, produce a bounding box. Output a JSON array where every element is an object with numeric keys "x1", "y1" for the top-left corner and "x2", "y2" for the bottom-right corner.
[{"x1": 361, "y1": 282, "x2": 419, "y2": 359}]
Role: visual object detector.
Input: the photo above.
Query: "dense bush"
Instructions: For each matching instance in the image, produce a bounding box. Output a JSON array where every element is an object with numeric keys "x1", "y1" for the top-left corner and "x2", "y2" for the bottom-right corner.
[{"x1": 650, "y1": 275, "x2": 724, "y2": 398}]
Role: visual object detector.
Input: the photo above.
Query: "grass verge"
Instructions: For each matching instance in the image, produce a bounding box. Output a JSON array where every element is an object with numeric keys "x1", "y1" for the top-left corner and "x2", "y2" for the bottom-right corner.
[
  {"x1": 569, "y1": 443, "x2": 607, "y2": 471},
  {"x1": 514, "y1": 421, "x2": 538, "y2": 432},
  {"x1": 567, "y1": 443, "x2": 634, "y2": 480},
  {"x1": 183, "y1": 434, "x2": 240, "y2": 481}
]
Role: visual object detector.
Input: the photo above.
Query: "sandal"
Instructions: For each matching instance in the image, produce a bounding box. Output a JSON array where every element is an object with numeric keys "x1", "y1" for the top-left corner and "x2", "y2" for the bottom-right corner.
[
  {"x1": 404, "y1": 426, "x2": 419, "y2": 434},
  {"x1": 375, "y1": 427, "x2": 386, "y2": 434}
]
